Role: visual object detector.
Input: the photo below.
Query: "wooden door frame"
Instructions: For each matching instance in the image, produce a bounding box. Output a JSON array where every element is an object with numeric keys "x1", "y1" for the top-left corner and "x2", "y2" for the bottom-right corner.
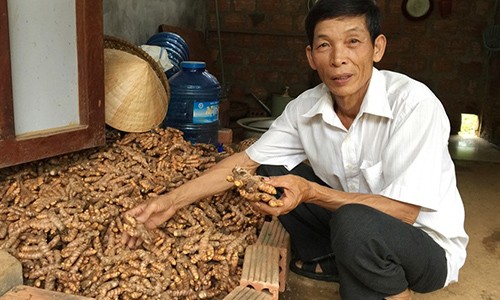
[{"x1": 0, "y1": 0, "x2": 105, "y2": 168}]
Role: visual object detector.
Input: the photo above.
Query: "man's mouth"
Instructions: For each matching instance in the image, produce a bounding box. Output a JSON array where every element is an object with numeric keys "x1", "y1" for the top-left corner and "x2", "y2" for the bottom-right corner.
[{"x1": 332, "y1": 74, "x2": 352, "y2": 81}]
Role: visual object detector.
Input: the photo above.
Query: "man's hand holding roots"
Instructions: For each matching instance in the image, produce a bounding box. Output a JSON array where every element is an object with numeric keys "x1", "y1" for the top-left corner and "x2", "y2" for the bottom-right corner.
[
  {"x1": 121, "y1": 196, "x2": 177, "y2": 248},
  {"x1": 226, "y1": 166, "x2": 284, "y2": 207}
]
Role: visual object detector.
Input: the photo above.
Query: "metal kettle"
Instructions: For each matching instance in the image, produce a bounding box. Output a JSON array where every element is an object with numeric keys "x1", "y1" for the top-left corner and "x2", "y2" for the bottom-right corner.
[
  {"x1": 248, "y1": 86, "x2": 294, "y2": 118},
  {"x1": 271, "y1": 86, "x2": 293, "y2": 118}
]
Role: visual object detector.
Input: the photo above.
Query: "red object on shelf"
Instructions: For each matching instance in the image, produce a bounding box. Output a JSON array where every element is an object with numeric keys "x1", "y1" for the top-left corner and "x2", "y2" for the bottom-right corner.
[{"x1": 439, "y1": 0, "x2": 452, "y2": 17}]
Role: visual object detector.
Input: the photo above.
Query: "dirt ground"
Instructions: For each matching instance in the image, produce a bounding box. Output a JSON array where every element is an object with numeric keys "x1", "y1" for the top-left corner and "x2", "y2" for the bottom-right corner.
[{"x1": 280, "y1": 138, "x2": 500, "y2": 299}]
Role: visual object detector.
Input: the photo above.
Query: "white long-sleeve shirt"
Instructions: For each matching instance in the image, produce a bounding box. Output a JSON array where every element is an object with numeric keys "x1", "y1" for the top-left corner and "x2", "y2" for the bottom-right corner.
[{"x1": 246, "y1": 68, "x2": 468, "y2": 286}]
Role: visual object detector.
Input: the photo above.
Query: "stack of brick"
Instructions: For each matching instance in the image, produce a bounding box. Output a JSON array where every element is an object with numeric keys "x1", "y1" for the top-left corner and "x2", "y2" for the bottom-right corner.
[
  {"x1": 227, "y1": 218, "x2": 290, "y2": 300},
  {"x1": 223, "y1": 286, "x2": 273, "y2": 300}
]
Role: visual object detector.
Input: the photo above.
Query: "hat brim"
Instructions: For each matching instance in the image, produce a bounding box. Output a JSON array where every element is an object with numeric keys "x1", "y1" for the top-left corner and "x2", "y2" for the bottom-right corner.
[{"x1": 103, "y1": 35, "x2": 170, "y2": 132}]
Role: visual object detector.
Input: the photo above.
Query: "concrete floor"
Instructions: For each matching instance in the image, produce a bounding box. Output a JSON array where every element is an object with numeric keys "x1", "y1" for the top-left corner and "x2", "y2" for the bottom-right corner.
[{"x1": 280, "y1": 135, "x2": 500, "y2": 299}]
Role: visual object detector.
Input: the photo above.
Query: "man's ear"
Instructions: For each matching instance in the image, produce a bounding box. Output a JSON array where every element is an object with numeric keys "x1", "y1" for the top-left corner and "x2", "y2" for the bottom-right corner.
[
  {"x1": 373, "y1": 34, "x2": 387, "y2": 63},
  {"x1": 306, "y1": 45, "x2": 318, "y2": 70}
]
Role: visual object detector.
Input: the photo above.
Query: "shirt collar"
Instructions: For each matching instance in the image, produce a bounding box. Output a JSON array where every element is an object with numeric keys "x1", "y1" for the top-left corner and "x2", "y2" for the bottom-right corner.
[
  {"x1": 302, "y1": 68, "x2": 393, "y2": 122},
  {"x1": 360, "y1": 68, "x2": 393, "y2": 119},
  {"x1": 302, "y1": 84, "x2": 335, "y2": 119}
]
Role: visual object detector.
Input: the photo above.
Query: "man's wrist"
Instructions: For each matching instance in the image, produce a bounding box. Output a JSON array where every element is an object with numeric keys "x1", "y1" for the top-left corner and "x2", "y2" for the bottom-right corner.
[{"x1": 304, "y1": 179, "x2": 319, "y2": 202}]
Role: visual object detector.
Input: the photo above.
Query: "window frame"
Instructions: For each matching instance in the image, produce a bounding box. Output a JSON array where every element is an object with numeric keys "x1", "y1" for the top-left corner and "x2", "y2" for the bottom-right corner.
[{"x1": 0, "y1": 0, "x2": 105, "y2": 168}]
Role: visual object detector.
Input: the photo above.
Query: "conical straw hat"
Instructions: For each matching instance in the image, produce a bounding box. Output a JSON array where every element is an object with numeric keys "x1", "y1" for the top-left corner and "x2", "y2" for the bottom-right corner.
[{"x1": 104, "y1": 36, "x2": 169, "y2": 133}]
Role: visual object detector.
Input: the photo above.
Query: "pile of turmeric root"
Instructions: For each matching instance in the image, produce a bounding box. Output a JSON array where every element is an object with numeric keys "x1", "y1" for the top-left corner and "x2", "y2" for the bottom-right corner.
[
  {"x1": 0, "y1": 128, "x2": 265, "y2": 300},
  {"x1": 226, "y1": 166, "x2": 284, "y2": 208}
]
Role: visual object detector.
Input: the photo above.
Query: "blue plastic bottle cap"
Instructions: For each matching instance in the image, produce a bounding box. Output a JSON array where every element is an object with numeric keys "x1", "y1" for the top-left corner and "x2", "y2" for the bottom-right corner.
[{"x1": 181, "y1": 61, "x2": 206, "y2": 69}]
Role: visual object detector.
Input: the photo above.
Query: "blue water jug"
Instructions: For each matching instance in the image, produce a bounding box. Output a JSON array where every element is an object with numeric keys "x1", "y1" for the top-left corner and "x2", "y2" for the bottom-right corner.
[{"x1": 163, "y1": 61, "x2": 221, "y2": 145}]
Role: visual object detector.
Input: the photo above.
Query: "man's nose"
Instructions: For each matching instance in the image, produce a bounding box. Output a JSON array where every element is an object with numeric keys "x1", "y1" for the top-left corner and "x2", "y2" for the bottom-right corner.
[{"x1": 330, "y1": 47, "x2": 347, "y2": 67}]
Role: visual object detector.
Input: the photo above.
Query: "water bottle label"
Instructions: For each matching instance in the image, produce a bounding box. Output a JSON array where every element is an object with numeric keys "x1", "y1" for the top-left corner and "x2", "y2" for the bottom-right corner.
[{"x1": 193, "y1": 100, "x2": 219, "y2": 124}]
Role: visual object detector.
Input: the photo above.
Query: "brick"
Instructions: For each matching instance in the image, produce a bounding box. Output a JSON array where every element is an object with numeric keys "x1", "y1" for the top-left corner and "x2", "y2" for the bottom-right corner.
[
  {"x1": 253, "y1": 70, "x2": 280, "y2": 83},
  {"x1": 387, "y1": 0, "x2": 402, "y2": 13},
  {"x1": 231, "y1": 66, "x2": 254, "y2": 82},
  {"x1": 381, "y1": 16, "x2": 402, "y2": 35},
  {"x1": 439, "y1": 78, "x2": 464, "y2": 97},
  {"x1": 414, "y1": 38, "x2": 439, "y2": 56},
  {"x1": 399, "y1": 57, "x2": 427, "y2": 74},
  {"x1": 234, "y1": 0, "x2": 256, "y2": 12},
  {"x1": 0, "y1": 285, "x2": 93, "y2": 300},
  {"x1": 233, "y1": 34, "x2": 259, "y2": 48},
  {"x1": 240, "y1": 244, "x2": 280, "y2": 300},
  {"x1": 247, "y1": 86, "x2": 269, "y2": 100},
  {"x1": 281, "y1": 0, "x2": 303, "y2": 13},
  {"x1": 295, "y1": 49, "x2": 309, "y2": 62},
  {"x1": 0, "y1": 251, "x2": 22, "y2": 296},
  {"x1": 223, "y1": 49, "x2": 246, "y2": 64},
  {"x1": 432, "y1": 58, "x2": 455, "y2": 74},
  {"x1": 256, "y1": 219, "x2": 291, "y2": 292},
  {"x1": 454, "y1": 2, "x2": 473, "y2": 16},
  {"x1": 211, "y1": 0, "x2": 232, "y2": 12},
  {"x1": 474, "y1": 0, "x2": 491, "y2": 17},
  {"x1": 294, "y1": 14, "x2": 306, "y2": 32},
  {"x1": 208, "y1": 14, "x2": 217, "y2": 30},
  {"x1": 283, "y1": 72, "x2": 305, "y2": 91},
  {"x1": 249, "y1": 52, "x2": 270, "y2": 66},
  {"x1": 470, "y1": 41, "x2": 483, "y2": 57},
  {"x1": 377, "y1": 55, "x2": 399, "y2": 71},
  {"x1": 431, "y1": 19, "x2": 460, "y2": 33},
  {"x1": 386, "y1": 37, "x2": 412, "y2": 54},
  {"x1": 459, "y1": 62, "x2": 483, "y2": 77},
  {"x1": 218, "y1": 128, "x2": 233, "y2": 145},
  {"x1": 223, "y1": 286, "x2": 272, "y2": 300},
  {"x1": 270, "y1": 55, "x2": 296, "y2": 68},
  {"x1": 459, "y1": 20, "x2": 486, "y2": 36},
  {"x1": 377, "y1": 0, "x2": 386, "y2": 9},
  {"x1": 219, "y1": 99, "x2": 231, "y2": 128},
  {"x1": 445, "y1": 39, "x2": 469, "y2": 56},
  {"x1": 270, "y1": 14, "x2": 293, "y2": 32},
  {"x1": 257, "y1": 2, "x2": 281, "y2": 14},
  {"x1": 401, "y1": 22, "x2": 428, "y2": 34},
  {"x1": 223, "y1": 13, "x2": 251, "y2": 29}
]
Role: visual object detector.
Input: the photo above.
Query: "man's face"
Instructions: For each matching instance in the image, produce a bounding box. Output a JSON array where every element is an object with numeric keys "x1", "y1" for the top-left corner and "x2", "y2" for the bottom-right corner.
[{"x1": 306, "y1": 16, "x2": 386, "y2": 101}]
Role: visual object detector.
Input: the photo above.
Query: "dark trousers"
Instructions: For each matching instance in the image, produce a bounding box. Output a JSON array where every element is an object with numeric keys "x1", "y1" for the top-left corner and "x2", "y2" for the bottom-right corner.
[{"x1": 257, "y1": 164, "x2": 447, "y2": 299}]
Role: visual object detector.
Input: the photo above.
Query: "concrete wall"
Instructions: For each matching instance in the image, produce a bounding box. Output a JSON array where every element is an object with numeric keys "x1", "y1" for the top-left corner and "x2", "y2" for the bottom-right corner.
[{"x1": 103, "y1": 0, "x2": 208, "y2": 45}]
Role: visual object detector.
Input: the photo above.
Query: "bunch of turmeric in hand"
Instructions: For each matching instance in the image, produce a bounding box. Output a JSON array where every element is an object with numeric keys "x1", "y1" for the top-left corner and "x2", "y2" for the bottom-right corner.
[{"x1": 226, "y1": 166, "x2": 284, "y2": 207}]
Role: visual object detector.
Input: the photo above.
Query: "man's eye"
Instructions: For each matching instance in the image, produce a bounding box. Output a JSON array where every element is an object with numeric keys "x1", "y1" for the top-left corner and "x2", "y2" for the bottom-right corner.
[
  {"x1": 317, "y1": 42, "x2": 329, "y2": 49},
  {"x1": 349, "y1": 39, "x2": 360, "y2": 44}
]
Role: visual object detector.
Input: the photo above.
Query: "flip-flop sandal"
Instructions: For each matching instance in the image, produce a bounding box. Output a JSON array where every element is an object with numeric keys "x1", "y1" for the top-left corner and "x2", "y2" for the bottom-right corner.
[{"x1": 289, "y1": 257, "x2": 339, "y2": 282}]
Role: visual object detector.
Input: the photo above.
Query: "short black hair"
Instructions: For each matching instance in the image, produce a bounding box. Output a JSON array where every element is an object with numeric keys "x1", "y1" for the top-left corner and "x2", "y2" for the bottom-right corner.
[{"x1": 305, "y1": 0, "x2": 381, "y2": 46}]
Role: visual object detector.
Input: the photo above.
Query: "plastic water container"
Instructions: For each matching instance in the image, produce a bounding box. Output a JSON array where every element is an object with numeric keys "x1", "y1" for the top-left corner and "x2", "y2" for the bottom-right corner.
[
  {"x1": 146, "y1": 32, "x2": 190, "y2": 78},
  {"x1": 163, "y1": 61, "x2": 221, "y2": 144}
]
